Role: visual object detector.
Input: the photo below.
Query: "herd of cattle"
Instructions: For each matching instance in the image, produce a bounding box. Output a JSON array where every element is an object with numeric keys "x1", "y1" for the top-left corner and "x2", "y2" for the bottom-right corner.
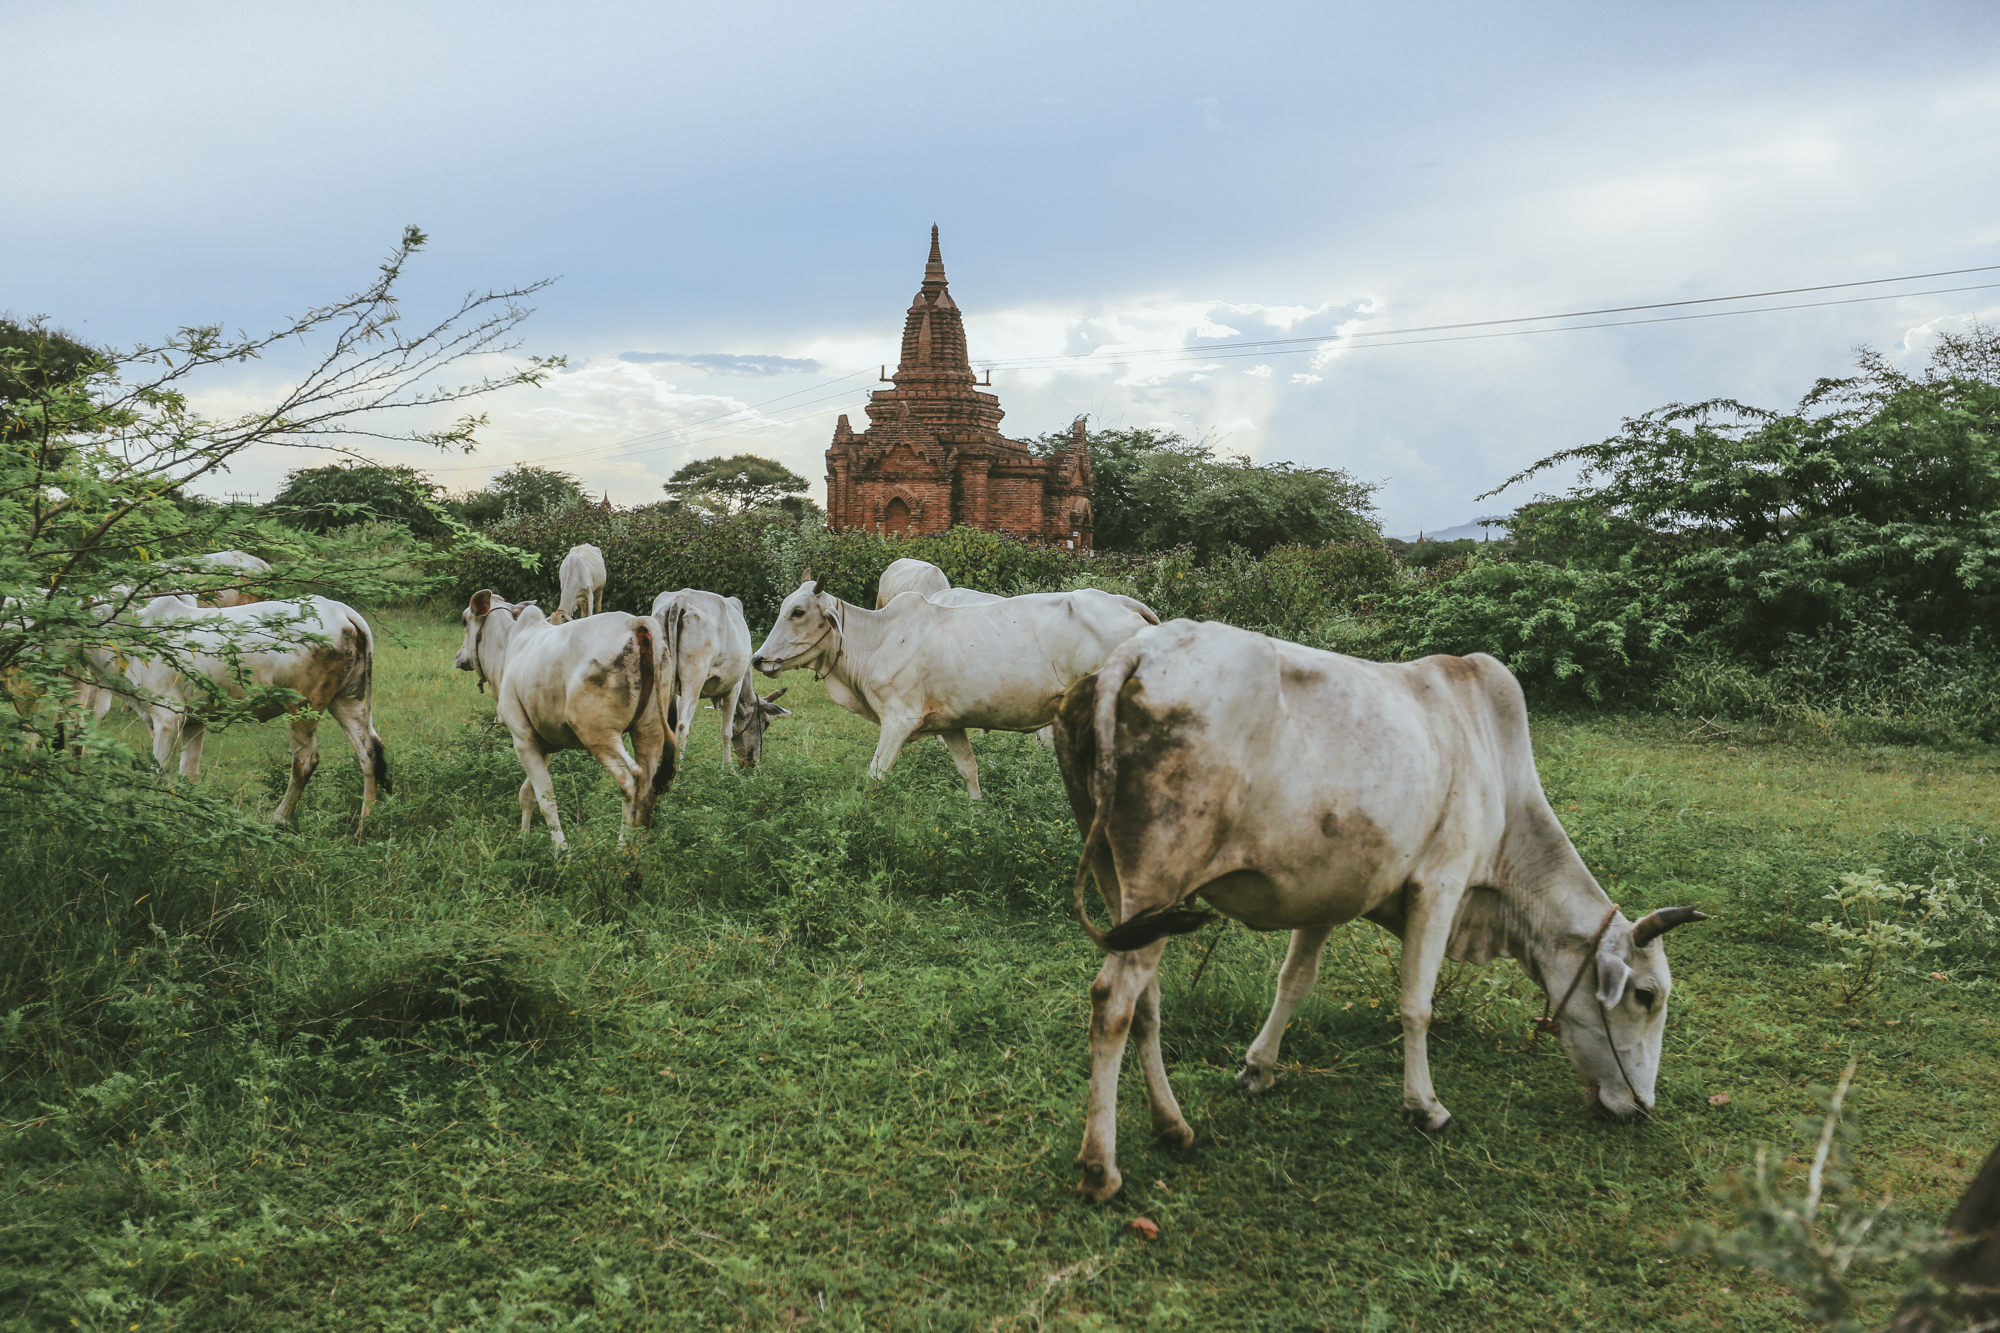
[{"x1": 77, "y1": 543, "x2": 1716, "y2": 1202}]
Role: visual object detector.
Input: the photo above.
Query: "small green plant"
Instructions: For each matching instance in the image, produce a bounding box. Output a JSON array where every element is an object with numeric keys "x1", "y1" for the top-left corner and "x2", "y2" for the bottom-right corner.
[
  {"x1": 1809, "y1": 870, "x2": 1950, "y2": 1004},
  {"x1": 1679, "y1": 1064, "x2": 1942, "y2": 1331}
]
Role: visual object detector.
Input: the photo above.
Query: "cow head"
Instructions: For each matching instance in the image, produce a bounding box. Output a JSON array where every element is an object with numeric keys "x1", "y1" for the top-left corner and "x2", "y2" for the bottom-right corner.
[
  {"x1": 1552, "y1": 905, "x2": 1707, "y2": 1118},
  {"x1": 751, "y1": 574, "x2": 837, "y2": 678},
  {"x1": 729, "y1": 686, "x2": 790, "y2": 768}
]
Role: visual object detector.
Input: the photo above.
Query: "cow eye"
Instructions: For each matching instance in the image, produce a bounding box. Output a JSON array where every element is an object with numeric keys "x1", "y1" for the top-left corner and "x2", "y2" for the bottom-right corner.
[
  {"x1": 1634, "y1": 988, "x2": 1657, "y2": 1010},
  {"x1": 789, "y1": 608, "x2": 803, "y2": 618}
]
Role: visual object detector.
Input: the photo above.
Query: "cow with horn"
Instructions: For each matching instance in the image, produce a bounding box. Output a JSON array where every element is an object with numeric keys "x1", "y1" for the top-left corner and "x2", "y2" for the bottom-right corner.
[{"x1": 1052, "y1": 619, "x2": 1707, "y2": 1202}]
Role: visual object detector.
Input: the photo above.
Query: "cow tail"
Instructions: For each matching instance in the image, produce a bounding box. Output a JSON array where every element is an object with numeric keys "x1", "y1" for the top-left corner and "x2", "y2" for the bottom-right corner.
[
  {"x1": 662, "y1": 602, "x2": 686, "y2": 731},
  {"x1": 1070, "y1": 645, "x2": 1138, "y2": 951},
  {"x1": 639, "y1": 617, "x2": 677, "y2": 790},
  {"x1": 348, "y1": 612, "x2": 392, "y2": 795}
]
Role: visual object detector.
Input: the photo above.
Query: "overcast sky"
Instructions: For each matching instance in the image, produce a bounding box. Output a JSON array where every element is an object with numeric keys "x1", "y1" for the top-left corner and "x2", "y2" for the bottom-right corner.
[{"x1": 10, "y1": 1, "x2": 1999, "y2": 533}]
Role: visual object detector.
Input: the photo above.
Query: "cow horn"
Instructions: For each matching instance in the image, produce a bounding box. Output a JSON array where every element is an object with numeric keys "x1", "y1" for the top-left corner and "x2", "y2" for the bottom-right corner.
[
  {"x1": 762, "y1": 687, "x2": 788, "y2": 704},
  {"x1": 1630, "y1": 906, "x2": 1708, "y2": 948}
]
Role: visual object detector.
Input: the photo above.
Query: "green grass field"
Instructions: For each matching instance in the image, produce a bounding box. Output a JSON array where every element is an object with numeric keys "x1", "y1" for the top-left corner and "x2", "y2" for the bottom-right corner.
[{"x1": 4, "y1": 608, "x2": 1997, "y2": 1331}]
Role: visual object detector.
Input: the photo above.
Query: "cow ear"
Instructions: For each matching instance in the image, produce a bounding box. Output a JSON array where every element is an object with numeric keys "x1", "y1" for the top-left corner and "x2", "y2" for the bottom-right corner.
[
  {"x1": 470, "y1": 589, "x2": 494, "y2": 618},
  {"x1": 1594, "y1": 931, "x2": 1633, "y2": 1009}
]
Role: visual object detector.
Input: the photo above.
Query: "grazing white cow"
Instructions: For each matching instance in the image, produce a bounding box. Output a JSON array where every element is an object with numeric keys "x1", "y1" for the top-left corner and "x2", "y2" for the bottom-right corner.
[
  {"x1": 112, "y1": 595, "x2": 391, "y2": 827},
  {"x1": 558, "y1": 544, "x2": 608, "y2": 619},
  {"x1": 751, "y1": 574, "x2": 1158, "y2": 797},
  {"x1": 142, "y1": 550, "x2": 273, "y2": 607},
  {"x1": 875, "y1": 557, "x2": 950, "y2": 608},
  {"x1": 455, "y1": 590, "x2": 675, "y2": 850},
  {"x1": 649, "y1": 588, "x2": 791, "y2": 767},
  {"x1": 1052, "y1": 619, "x2": 1706, "y2": 1201}
]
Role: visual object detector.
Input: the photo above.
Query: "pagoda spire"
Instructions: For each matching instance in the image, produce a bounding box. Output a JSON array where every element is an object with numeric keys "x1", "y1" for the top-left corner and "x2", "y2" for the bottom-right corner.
[{"x1": 923, "y1": 224, "x2": 947, "y2": 290}]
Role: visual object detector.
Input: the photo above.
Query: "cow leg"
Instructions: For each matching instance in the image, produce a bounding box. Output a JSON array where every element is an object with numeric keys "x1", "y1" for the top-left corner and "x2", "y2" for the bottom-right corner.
[
  {"x1": 178, "y1": 717, "x2": 209, "y2": 780},
  {"x1": 518, "y1": 778, "x2": 538, "y2": 832},
  {"x1": 867, "y1": 714, "x2": 922, "y2": 782},
  {"x1": 146, "y1": 707, "x2": 181, "y2": 773},
  {"x1": 514, "y1": 743, "x2": 567, "y2": 851},
  {"x1": 329, "y1": 694, "x2": 384, "y2": 831},
  {"x1": 1396, "y1": 883, "x2": 1462, "y2": 1132},
  {"x1": 586, "y1": 740, "x2": 646, "y2": 842},
  {"x1": 938, "y1": 728, "x2": 983, "y2": 799},
  {"x1": 1134, "y1": 974, "x2": 1193, "y2": 1147},
  {"x1": 720, "y1": 679, "x2": 744, "y2": 767},
  {"x1": 1237, "y1": 922, "x2": 1336, "y2": 1094},
  {"x1": 272, "y1": 716, "x2": 320, "y2": 822},
  {"x1": 1076, "y1": 938, "x2": 1168, "y2": 1203}
]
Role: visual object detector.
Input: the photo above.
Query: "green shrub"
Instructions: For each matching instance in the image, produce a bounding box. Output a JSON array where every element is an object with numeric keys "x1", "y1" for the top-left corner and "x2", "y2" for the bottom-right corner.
[{"x1": 1377, "y1": 556, "x2": 1684, "y2": 699}]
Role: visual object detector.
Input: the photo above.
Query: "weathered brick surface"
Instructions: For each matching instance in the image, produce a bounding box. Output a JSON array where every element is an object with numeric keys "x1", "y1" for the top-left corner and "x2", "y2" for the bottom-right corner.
[{"x1": 825, "y1": 228, "x2": 1093, "y2": 549}]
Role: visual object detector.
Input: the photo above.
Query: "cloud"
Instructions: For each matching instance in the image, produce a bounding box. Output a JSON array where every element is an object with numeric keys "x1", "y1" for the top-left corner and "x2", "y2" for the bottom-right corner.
[
  {"x1": 617, "y1": 351, "x2": 821, "y2": 376},
  {"x1": 1291, "y1": 373, "x2": 1323, "y2": 385},
  {"x1": 1195, "y1": 96, "x2": 1237, "y2": 132},
  {"x1": 1245, "y1": 364, "x2": 1271, "y2": 378}
]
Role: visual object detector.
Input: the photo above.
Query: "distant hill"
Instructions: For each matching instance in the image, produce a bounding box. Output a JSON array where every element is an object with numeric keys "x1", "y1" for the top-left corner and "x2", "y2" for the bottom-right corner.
[{"x1": 1386, "y1": 516, "x2": 1509, "y2": 544}]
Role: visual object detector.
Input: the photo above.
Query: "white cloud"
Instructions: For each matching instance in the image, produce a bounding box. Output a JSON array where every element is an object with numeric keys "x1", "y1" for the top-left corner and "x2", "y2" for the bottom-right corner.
[
  {"x1": 1291, "y1": 373, "x2": 1323, "y2": 385},
  {"x1": 1245, "y1": 364, "x2": 1272, "y2": 378}
]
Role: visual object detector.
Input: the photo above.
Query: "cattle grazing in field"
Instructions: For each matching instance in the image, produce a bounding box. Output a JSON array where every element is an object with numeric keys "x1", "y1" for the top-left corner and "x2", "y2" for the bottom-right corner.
[
  {"x1": 875, "y1": 557, "x2": 950, "y2": 608},
  {"x1": 558, "y1": 544, "x2": 608, "y2": 619},
  {"x1": 455, "y1": 590, "x2": 675, "y2": 850},
  {"x1": 649, "y1": 588, "x2": 791, "y2": 767},
  {"x1": 1051, "y1": 619, "x2": 1706, "y2": 1202},
  {"x1": 105, "y1": 594, "x2": 391, "y2": 828},
  {"x1": 751, "y1": 574, "x2": 1158, "y2": 797}
]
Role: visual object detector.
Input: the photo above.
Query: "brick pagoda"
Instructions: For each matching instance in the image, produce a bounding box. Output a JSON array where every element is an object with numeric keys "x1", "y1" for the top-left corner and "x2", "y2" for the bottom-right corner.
[{"x1": 824, "y1": 227, "x2": 1093, "y2": 548}]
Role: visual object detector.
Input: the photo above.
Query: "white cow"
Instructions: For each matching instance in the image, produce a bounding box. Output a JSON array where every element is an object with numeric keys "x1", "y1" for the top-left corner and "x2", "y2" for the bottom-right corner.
[
  {"x1": 875, "y1": 557, "x2": 950, "y2": 608},
  {"x1": 455, "y1": 589, "x2": 675, "y2": 850},
  {"x1": 1053, "y1": 619, "x2": 1706, "y2": 1201},
  {"x1": 751, "y1": 574, "x2": 1157, "y2": 798},
  {"x1": 111, "y1": 595, "x2": 391, "y2": 828},
  {"x1": 558, "y1": 544, "x2": 608, "y2": 619},
  {"x1": 648, "y1": 588, "x2": 791, "y2": 767}
]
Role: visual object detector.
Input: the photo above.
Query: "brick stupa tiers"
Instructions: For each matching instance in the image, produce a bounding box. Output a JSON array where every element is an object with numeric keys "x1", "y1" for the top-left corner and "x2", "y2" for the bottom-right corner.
[{"x1": 825, "y1": 227, "x2": 1093, "y2": 547}]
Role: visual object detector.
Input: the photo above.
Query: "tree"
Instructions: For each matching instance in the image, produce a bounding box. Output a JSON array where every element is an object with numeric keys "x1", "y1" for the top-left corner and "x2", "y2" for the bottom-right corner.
[
  {"x1": 1483, "y1": 324, "x2": 2000, "y2": 659},
  {"x1": 0, "y1": 317, "x2": 102, "y2": 441},
  {"x1": 452, "y1": 463, "x2": 586, "y2": 526},
  {"x1": 0, "y1": 226, "x2": 558, "y2": 837},
  {"x1": 1038, "y1": 426, "x2": 1380, "y2": 558},
  {"x1": 662, "y1": 453, "x2": 810, "y2": 515},
  {"x1": 269, "y1": 462, "x2": 451, "y2": 535}
]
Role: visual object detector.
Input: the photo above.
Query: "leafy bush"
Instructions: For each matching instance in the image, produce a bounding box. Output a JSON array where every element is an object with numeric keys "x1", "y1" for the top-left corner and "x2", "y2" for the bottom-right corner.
[
  {"x1": 1135, "y1": 541, "x2": 1402, "y2": 640},
  {"x1": 1377, "y1": 556, "x2": 1684, "y2": 699},
  {"x1": 437, "y1": 506, "x2": 784, "y2": 620}
]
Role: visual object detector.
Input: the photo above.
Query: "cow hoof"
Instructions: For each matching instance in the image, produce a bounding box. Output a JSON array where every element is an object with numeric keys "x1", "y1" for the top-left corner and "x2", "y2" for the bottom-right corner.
[
  {"x1": 1074, "y1": 1160, "x2": 1123, "y2": 1203},
  {"x1": 1403, "y1": 1106, "x2": 1453, "y2": 1134},
  {"x1": 1154, "y1": 1122, "x2": 1195, "y2": 1150},
  {"x1": 1235, "y1": 1064, "x2": 1276, "y2": 1095}
]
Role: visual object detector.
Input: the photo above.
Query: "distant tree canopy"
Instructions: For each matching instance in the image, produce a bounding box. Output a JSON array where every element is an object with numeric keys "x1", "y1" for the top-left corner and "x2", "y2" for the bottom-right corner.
[
  {"x1": 454, "y1": 463, "x2": 586, "y2": 526},
  {"x1": 1487, "y1": 321, "x2": 2000, "y2": 660},
  {"x1": 1037, "y1": 426, "x2": 1380, "y2": 559},
  {"x1": 268, "y1": 462, "x2": 451, "y2": 536},
  {"x1": 1, "y1": 317, "x2": 103, "y2": 442},
  {"x1": 663, "y1": 453, "x2": 811, "y2": 515}
]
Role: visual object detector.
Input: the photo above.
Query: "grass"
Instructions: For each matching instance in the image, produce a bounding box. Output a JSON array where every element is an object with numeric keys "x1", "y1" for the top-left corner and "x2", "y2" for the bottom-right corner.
[{"x1": 3, "y1": 607, "x2": 1997, "y2": 1330}]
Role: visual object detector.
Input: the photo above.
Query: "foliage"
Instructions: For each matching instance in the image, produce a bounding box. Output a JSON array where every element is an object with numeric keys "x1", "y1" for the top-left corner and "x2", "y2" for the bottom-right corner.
[
  {"x1": 662, "y1": 452, "x2": 810, "y2": 515},
  {"x1": 0, "y1": 316, "x2": 102, "y2": 439},
  {"x1": 451, "y1": 463, "x2": 587, "y2": 526},
  {"x1": 1039, "y1": 425, "x2": 1380, "y2": 558},
  {"x1": 1679, "y1": 1065, "x2": 1944, "y2": 1331},
  {"x1": 1376, "y1": 555, "x2": 1684, "y2": 699},
  {"x1": 1486, "y1": 325, "x2": 2000, "y2": 663},
  {"x1": 1135, "y1": 541, "x2": 1402, "y2": 640},
  {"x1": 268, "y1": 461, "x2": 453, "y2": 536},
  {"x1": 437, "y1": 505, "x2": 783, "y2": 620}
]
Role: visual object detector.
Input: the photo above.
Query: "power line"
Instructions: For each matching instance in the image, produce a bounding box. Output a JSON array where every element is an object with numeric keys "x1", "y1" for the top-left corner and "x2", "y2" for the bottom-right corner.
[
  {"x1": 431, "y1": 261, "x2": 2000, "y2": 477},
  {"x1": 973, "y1": 268, "x2": 2000, "y2": 371}
]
